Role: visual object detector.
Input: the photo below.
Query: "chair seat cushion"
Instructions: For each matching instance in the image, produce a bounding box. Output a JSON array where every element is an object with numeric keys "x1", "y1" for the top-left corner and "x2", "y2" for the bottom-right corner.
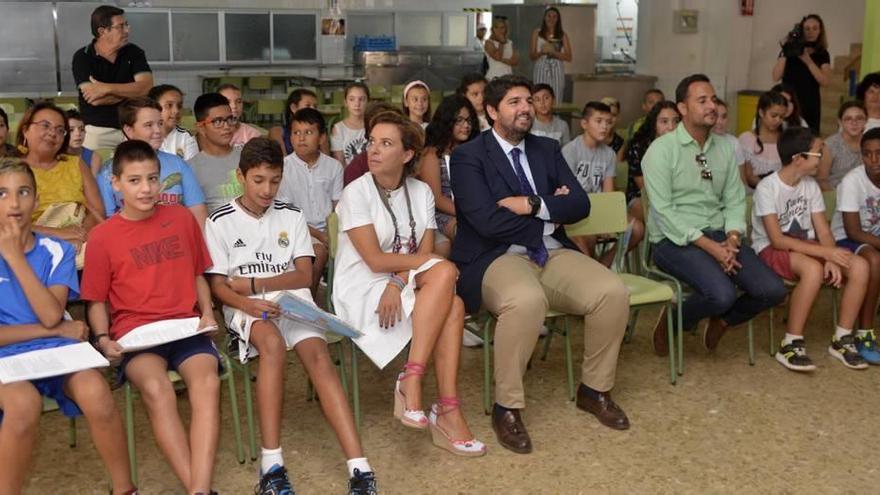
[{"x1": 619, "y1": 274, "x2": 675, "y2": 306}]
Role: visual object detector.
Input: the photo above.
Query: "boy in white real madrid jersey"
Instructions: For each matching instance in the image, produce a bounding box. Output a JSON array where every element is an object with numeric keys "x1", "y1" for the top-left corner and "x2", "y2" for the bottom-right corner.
[{"x1": 204, "y1": 138, "x2": 376, "y2": 495}]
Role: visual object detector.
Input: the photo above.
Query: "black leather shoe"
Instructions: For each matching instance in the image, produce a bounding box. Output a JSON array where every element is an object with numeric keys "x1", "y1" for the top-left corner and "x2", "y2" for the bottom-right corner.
[
  {"x1": 491, "y1": 404, "x2": 532, "y2": 454},
  {"x1": 576, "y1": 384, "x2": 630, "y2": 430}
]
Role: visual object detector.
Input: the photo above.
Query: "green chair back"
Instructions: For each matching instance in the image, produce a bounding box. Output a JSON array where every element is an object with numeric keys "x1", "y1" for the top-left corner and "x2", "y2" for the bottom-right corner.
[
  {"x1": 218, "y1": 76, "x2": 244, "y2": 89},
  {"x1": 256, "y1": 99, "x2": 285, "y2": 116},
  {"x1": 822, "y1": 190, "x2": 836, "y2": 222},
  {"x1": 0, "y1": 102, "x2": 14, "y2": 116},
  {"x1": 614, "y1": 160, "x2": 628, "y2": 192},
  {"x1": 565, "y1": 191, "x2": 628, "y2": 237},
  {"x1": 248, "y1": 76, "x2": 272, "y2": 91}
]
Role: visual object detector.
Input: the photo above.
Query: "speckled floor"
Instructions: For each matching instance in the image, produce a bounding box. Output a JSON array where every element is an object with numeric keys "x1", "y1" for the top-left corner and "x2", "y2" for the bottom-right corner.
[{"x1": 24, "y1": 294, "x2": 880, "y2": 494}]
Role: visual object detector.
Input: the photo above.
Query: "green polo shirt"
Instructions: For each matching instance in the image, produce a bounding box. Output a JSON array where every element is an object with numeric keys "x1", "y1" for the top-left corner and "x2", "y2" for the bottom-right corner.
[{"x1": 642, "y1": 122, "x2": 746, "y2": 245}]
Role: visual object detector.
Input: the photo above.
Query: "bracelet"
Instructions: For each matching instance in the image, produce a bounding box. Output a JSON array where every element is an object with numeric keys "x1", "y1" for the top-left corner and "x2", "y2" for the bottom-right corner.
[
  {"x1": 388, "y1": 274, "x2": 406, "y2": 291},
  {"x1": 93, "y1": 333, "x2": 109, "y2": 344},
  {"x1": 250, "y1": 277, "x2": 257, "y2": 295}
]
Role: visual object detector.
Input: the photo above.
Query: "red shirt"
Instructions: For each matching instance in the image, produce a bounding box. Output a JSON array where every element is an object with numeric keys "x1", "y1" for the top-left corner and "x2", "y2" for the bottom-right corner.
[
  {"x1": 343, "y1": 151, "x2": 369, "y2": 186},
  {"x1": 81, "y1": 204, "x2": 212, "y2": 339}
]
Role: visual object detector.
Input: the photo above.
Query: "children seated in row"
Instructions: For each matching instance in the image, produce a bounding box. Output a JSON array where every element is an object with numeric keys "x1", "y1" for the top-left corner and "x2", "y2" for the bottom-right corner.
[
  {"x1": 457, "y1": 74, "x2": 490, "y2": 131},
  {"x1": 217, "y1": 84, "x2": 263, "y2": 148},
  {"x1": 0, "y1": 158, "x2": 136, "y2": 495},
  {"x1": 417, "y1": 95, "x2": 480, "y2": 258},
  {"x1": 66, "y1": 109, "x2": 103, "y2": 175},
  {"x1": 0, "y1": 107, "x2": 15, "y2": 157},
  {"x1": 626, "y1": 88, "x2": 664, "y2": 140},
  {"x1": 751, "y1": 127, "x2": 870, "y2": 372},
  {"x1": 188, "y1": 93, "x2": 243, "y2": 214},
  {"x1": 332, "y1": 82, "x2": 370, "y2": 167},
  {"x1": 530, "y1": 83, "x2": 570, "y2": 146},
  {"x1": 740, "y1": 90, "x2": 786, "y2": 190},
  {"x1": 624, "y1": 100, "x2": 680, "y2": 224},
  {"x1": 204, "y1": 138, "x2": 376, "y2": 494},
  {"x1": 269, "y1": 88, "x2": 330, "y2": 156},
  {"x1": 149, "y1": 84, "x2": 200, "y2": 160},
  {"x1": 403, "y1": 80, "x2": 431, "y2": 129},
  {"x1": 276, "y1": 109, "x2": 343, "y2": 298},
  {"x1": 600, "y1": 96, "x2": 625, "y2": 158},
  {"x1": 95, "y1": 97, "x2": 207, "y2": 227},
  {"x1": 831, "y1": 127, "x2": 880, "y2": 364},
  {"x1": 82, "y1": 140, "x2": 221, "y2": 493},
  {"x1": 817, "y1": 101, "x2": 868, "y2": 190}
]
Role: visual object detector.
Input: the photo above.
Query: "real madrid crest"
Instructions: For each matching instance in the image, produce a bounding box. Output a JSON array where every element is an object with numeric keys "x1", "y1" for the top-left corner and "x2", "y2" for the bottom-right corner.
[{"x1": 278, "y1": 231, "x2": 290, "y2": 247}]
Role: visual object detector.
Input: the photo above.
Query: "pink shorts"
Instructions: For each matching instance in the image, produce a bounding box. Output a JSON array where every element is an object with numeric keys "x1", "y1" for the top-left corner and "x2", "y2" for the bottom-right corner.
[{"x1": 758, "y1": 241, "x2": 822, "y2": 281}]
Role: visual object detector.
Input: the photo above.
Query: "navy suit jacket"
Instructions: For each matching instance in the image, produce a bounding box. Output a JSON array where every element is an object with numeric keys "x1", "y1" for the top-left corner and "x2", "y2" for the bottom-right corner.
[{"x1": 450, "y1": 130, "x2": 590, "y2": 314}]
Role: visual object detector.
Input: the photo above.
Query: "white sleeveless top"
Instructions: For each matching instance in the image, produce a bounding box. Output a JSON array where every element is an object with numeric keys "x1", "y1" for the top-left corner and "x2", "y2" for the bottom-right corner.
[{"x1": 485, "y1": 39, "x2": 513, "y2": 80}]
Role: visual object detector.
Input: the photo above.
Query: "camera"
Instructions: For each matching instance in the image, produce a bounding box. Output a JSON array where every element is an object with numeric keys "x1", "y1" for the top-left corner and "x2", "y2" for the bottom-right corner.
[{"x1": 781, "y1": 22, "x2": 805, "y2": 58}]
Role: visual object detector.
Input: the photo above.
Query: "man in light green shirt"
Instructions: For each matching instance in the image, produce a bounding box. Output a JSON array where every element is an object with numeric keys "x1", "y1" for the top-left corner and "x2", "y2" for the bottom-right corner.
[{"x1": 642, "y1": 74, "x2": 785, "y2": 357}]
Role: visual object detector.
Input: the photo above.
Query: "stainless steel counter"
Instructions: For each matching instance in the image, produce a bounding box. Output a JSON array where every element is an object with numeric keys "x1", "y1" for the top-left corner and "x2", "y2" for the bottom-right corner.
[{"x1": 356, "y1": 50, "x2": 484, "y2": 92}]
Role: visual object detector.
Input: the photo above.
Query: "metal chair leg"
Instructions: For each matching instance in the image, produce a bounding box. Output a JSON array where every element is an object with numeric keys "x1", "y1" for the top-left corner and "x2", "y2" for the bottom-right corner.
[
  {"x1": 747, "y1": 320, "x2": 755, "y2": 366},
  {"x1": 350, "y1": 341, "x2": 360, "y2": 431},
  {"x1": 562, "y1": 318, "x2": 574, "y2": 401},
  {"x1": 67, "y1": 418, "x2": 76, "y2": 448},
  {"x1": 482, "y1": 317, "x2": 493, "y2": 415},
  {"x1": 666, "y1": 304, "x2": 676, "y2": 385},
  {"x1": 124, "y1": 383, "x2": 137, "y2": 487}
]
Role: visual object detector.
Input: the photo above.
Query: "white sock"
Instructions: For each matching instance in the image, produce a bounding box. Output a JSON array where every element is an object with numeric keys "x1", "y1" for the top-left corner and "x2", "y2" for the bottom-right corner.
[
  {"x1": 782, "y1": 333, "x2": 802, "y2": 346},
  {"x1": 261, "y1": 446, "x2": 284, "y2": 475},
  {"x1": 856, "y1": 328, "x2": 872, "y2": 338},
  {"x1": 346, "y1": 457, "x2": 372, "y2": 477},
  {"x1": 834, "y1": 326, "x2": 852, "y2": 341}
]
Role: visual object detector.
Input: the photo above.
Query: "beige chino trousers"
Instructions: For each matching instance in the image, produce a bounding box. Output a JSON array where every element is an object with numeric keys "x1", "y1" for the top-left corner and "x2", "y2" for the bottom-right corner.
[{"x1": 481, "y1": 249, "x2": 629, "y2": 409}]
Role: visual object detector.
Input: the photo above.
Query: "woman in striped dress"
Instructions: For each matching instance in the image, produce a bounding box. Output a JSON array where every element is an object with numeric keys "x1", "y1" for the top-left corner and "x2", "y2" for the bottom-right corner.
[{"x1": 530, "y1": 7, "x2": 571, "y2": 102}]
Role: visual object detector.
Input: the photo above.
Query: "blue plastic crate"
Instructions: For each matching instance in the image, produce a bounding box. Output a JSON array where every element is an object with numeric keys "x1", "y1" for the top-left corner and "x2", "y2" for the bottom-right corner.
[{"x1": 354, "y1": 35, "x2": 397, "y2": 52}]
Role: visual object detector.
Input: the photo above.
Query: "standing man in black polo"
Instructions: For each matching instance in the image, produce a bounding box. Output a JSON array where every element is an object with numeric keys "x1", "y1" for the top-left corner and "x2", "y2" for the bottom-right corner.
[{"x1": 72, "y1": 5, "x2": 153, "y2": 149}]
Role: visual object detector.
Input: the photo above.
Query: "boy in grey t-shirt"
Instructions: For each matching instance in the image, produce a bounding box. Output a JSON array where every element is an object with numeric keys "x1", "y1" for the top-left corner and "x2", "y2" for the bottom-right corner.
[
  {"x1": 187, "y1": 92, "x2": 245, "y2": 215},
  {"x1": 530, "y1": 83, "x2": 571, "y2": 146},
  {"x1": 561, "y1": 101, "x2": 616, "y2": 194}
]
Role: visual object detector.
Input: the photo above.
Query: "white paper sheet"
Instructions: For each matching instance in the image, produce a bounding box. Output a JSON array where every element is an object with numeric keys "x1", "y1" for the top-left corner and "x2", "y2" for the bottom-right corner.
[
  {"x1": 0, "y1": 342, "x2": 110, "y2": 384},
  {"x1": 117, "y1": 317, "x2": 217, "y2": 353}
]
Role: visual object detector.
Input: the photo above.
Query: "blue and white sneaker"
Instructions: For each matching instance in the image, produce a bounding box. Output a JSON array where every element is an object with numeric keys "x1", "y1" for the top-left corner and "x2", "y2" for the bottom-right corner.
[
  {"x1": 855, "y1": 330, "x2": 880, "y2": 365},
  {"x1": 256, "y1": 464, "x2": 295, "y2": 495}
]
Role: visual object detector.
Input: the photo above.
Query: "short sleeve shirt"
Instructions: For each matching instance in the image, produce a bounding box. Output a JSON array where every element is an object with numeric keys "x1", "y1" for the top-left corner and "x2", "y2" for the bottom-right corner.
[
  {"x1": 231, "y1": 123, "x2": 263, "y2": 148},
  {"x1": 97, "y1": 150, "x2": 205, "y2": 216},
  {"x1": 330, "y1": 122, "x2": 366, "y2": 166},
  {"x1": 738, "y1": 131, "x2": 782, "y2": 179},
  {"x1": 187, "y1": 148, "x2": 243, "y2": 214},
  {"x1": 530, "y1": 116, "x2": 571, "y2": 146},
  {"x1": 751, "y1": 172, "x2": 825, "y2": 253},
  {"x1": 561, "y1": 138, "x2": 616, "y2": 193},
  {"x1": 160, "y1": 127, "x2": 199, "y2": 161},
  {"x1": 0, "y1": 235, "x2": 79, "y2": 326},
  {"x1": 831, "y1": 166, "x2": 880, "y2": 241},
  {"x1": 825, "y1": 132, "x2": 863, "y2": 188},
  {"x1": 80, "y1": 204, "x2": 212, "y2": 339},
  {"x1": 71, "y1": 42, "x2": 152, "y2": 128},
  {"x1": 276, "y1": 153, "x2": 344, "y2": 231}
]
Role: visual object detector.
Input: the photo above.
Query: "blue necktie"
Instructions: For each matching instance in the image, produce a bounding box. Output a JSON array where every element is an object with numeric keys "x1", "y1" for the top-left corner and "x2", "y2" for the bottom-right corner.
[{"x1": 510, "y1": 148, "x2": 548, "y2": 267}]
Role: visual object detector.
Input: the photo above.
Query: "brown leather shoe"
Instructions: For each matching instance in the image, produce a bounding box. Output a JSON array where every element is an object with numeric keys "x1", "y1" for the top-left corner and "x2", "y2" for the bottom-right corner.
[
  {"x1": 491, "y1": 405, "x2": 532, "y2": 454},
  {"x1": 703, "y1": 317, "x2": 728, "y2": 351},
  {"x1": 576, "y1": 384, "x2": 630, "y2": 430},
  {"x1": 652, "y1": 307, "x2": 669, "y2": 357}
]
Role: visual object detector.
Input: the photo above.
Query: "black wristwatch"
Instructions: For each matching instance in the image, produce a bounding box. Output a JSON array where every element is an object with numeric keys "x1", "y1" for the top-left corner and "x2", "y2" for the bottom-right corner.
[{"x1": 527, "y1": 195, "x2": 541, "y2": 216}]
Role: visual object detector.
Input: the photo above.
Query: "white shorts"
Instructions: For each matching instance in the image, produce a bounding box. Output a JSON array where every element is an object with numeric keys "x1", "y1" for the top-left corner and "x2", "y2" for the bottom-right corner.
[{"x1": 224, "y1": 291, "x2": 326, "y2": 363}]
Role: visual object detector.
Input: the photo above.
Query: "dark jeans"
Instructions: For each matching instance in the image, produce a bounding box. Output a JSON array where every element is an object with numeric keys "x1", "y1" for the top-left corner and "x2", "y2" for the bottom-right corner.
[{"x1": 652, "y1": 230, "x2": 786, "y2": 331}]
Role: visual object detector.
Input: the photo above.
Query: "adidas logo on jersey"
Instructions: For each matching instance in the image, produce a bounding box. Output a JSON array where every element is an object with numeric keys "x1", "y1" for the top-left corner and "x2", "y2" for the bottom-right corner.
[{"x1": 233, "y1": 239, "x2": 246, "y2": 248}]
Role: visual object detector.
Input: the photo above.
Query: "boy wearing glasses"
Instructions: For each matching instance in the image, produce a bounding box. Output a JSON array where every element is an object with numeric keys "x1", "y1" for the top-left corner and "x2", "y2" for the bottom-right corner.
[
  {"x1": 276, "y1": 109, "x2": 343, "y2": 298},
  {"x1": 752, "y1": 127, "x2": 870, "y2": 372},
  {"x1": 643, "y1": 74, "x2": 785, "y2": 357},
  {"x1": 830, "y1": 128, "x2": 880, "y2": 364},
  {"x1": 188, "y1": 93, "x2": 243, "y2": 214}
]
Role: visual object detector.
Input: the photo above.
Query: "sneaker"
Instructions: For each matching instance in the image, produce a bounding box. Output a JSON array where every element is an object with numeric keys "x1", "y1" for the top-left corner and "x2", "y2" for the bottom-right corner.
[
  {"x1": 348, "y1": 469, "x2": 377, "y2": 495},
  {"x1": 255, "y1": 465, "x2": 295, "y2": 495},
  {"x1": 774, "y1": 339, "x2": 816, "y2": 372},
  {"x1": 462, "y1": 329, "x2": 484, "y2": 347},
  {"x1": 828, "y1": 334, "x2": 869, "y2": 370},
  {"x1": 855, "y1": 330, "x2": 880, "y2": 365}
]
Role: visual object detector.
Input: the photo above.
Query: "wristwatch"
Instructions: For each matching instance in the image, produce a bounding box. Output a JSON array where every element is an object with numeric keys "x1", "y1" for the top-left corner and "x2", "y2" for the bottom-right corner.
[{"x1": 527, "y1": 195, "x2": 541, "y2": 216}]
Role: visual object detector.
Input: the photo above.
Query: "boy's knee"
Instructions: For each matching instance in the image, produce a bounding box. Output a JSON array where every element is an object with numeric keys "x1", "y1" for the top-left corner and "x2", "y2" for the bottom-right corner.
[
  {"x1": 136, "y1": 376, "x2": 176, "y2": 406},
  {"x1": 2, "y1": 388, "x2": 43, "y2": 435}
]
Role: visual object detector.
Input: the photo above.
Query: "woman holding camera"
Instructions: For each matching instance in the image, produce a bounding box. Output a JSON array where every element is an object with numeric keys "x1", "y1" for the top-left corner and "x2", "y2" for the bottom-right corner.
[{"x1": 771, "y1": 14, "x2": 831, "y2": 134}]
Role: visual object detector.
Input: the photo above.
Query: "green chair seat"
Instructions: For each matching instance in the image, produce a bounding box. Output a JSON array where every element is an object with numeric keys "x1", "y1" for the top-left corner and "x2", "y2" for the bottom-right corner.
[{"x1": 620, "y1": 274, "x2": 675, "y2": 306}]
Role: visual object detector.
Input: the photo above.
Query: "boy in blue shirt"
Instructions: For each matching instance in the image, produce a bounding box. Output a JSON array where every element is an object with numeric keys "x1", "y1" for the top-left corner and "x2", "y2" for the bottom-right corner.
[{"x1": 0, "y1": 158, "x2": 135, "y2": 494}]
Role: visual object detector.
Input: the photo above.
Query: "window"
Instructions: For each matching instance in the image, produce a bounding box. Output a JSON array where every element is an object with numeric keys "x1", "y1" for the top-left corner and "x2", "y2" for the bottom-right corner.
[
  {"x1": 446, "y1": 14, "x2": 468, "y2": 47},
  {"x1": 396, "y1": 13, "x2": 442, "y2": 47},
  {"x1": 272, "y1": 13, "x2": 317, "y2": 61},
  {"x1": 172, "y1": 13, "x2": 219, "y2": 62},
  {"x1": 127, "y1": 11, "x2": 170, "y2": 62},
  {"x1": 225, "y1": 13, "x2": 270, "y2": 61}
]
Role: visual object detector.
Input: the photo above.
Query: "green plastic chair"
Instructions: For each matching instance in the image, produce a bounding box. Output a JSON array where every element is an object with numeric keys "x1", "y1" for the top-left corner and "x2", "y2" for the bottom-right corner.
[
  {"x1": 0, "y1": 102, "x2": 14, "y2": 116},
  {"x1": 124, "y1": 352, "x2": 245, "y2": 486},
  {"x1": 640, "y1": 192, "x2": 758, "y2": 375},
  {"x1": 614, "y1": 160, "x2": 628, "y2": 193},
  {"x1": 42, "y1": 397, "x2": 77, "y2": 448},
  {"x1": 0, "y1": 98, "x2": 28, "y2": 113},
  {"x1": 248, "y1": 76, "x2": 272, "y2": 92},
  {"x1": 564, "y1": 191, "x2": 677, "y2": 384}
]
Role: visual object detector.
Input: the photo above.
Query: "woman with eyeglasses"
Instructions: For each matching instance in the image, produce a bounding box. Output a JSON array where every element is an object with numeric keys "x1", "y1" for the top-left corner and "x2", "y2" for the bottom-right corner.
[
  {"x1": 333, "y1": 111, "x2": 485, "y2": 458},
  {"x1": 16, "y1": 101, "x2": 105, "y2": 260},
  {"x1": 817, "y1": 101, "x2": 868, "y2": 191},
  {"x1": 417, "y1": 95, "x2": 480, "y2": 258}
]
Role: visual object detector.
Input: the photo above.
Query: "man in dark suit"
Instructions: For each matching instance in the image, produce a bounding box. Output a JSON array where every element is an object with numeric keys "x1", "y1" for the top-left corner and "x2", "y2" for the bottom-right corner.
[{"x1": 450, "y1": 75, "x2": 631, "y2": 454}]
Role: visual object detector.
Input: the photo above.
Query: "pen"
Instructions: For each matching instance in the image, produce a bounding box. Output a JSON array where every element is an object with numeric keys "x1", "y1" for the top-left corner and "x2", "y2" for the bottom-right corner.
[{"x1": 261, "y1": 285, "x2": 267, "y2": 320}]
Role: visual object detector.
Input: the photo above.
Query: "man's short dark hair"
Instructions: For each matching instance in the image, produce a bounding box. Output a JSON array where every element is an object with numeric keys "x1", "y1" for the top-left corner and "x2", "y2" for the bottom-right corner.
[
  {"x1": 112, "y1": 139, "x2": 159, "y2": 177},
  {"x1": 457, "y1": 73, "x2": 488, "y2": 96},
  {"x1": 485, "y1": 75, "x2": 533, "y2": 114},
  {"x1": 239, "y1": 137, "x2": 283, "y2": 175},
  {"x1": 675, "y1": 74, "x2": 711, "y2": 104},
  {"x1": 118, "y1": 97, "x2": 161, "y2": 130},
  {"x1": 91, "y1": 6, "x2": 124, "y2": 38},
  {"x1": 532, "y1": 83, "x2": 555, "y2": 99},
  {"x1": 582, "y1": 101, "x2": 611, "y2": 120},
  {"x1": 862, "y1": 128, "x2": 880, "y2": 149},
  {"x1": 291, "y1": 108, "x2": 326, "y2": 135},
  {"x1": 644, "y1": 88, "x2": 664, "y2": 103},
  {"x1": 193, "y1": 93, "x2": 230, "y2": 122},
  {"x1": 857, "y1": 72, "x2": 880, "y2": 102},
  {"x1": 778, "y1": 127, "x2": 816, "y2": 165}
]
